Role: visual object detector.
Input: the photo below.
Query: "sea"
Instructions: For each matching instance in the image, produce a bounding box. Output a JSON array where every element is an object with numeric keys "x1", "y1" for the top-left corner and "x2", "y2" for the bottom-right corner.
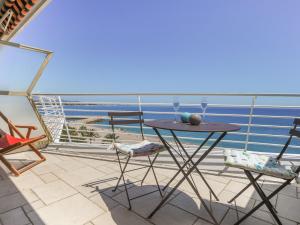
[{"x1": 63, "y1": 104, "x2": 300, "y2": 154}]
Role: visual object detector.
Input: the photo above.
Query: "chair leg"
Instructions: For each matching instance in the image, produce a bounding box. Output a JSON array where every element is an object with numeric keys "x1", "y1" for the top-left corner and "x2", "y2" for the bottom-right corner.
[
  {"x1": 0, "y1": 143, "x2": 46, "y2": 176},
  {"x1": 29, "y1": 144, "x2": 46, "y2": 161},
  {"x1": 112, "y1": 151, "x2": 123, "y2": 192},
  {"x1": 113, "y1": 151, "x2": 163, "y2": 209},
  {"x1": 121, "y1": 166, "x2": 132, "y2": 210},
  {"x1": 234, "y1": 170, "x2": 282, "y2": 225},
  {"x1": 0, "y1": 155, "x2": 20, "y2": 176},
  {"x1": 141, "y1": 153, "x2": 158, "y2": 185},
  {"x1": 112, "y1": 154, "x2": 132, "y2": 209},
  {"x1": 147, "y1": 154, "x2": 163, "y2": 197},
  {"x1": 17, "y1": 159, "x2": 45, "y2": 175},
  {"x1": 113, "y1": 155, "x2": 130, "y2": 192}
]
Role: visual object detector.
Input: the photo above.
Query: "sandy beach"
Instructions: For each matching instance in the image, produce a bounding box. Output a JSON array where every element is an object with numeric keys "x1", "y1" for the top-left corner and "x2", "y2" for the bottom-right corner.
[{"x1": 67, "y1": 118, "x2": 159, "y2": 145}]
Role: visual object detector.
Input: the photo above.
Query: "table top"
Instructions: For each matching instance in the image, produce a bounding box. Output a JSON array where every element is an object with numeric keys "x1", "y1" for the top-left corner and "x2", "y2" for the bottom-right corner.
[{"x1": 144, "y1": 120, "x2": 240, "y2": 132}]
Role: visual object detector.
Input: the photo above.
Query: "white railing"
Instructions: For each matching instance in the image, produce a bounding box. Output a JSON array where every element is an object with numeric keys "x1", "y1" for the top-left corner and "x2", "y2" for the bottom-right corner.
[
  {"x1": 38, "y1": 96, "x2": 67, "y2": 143},
  {"x1": 32, "y1": 93, "x2": 300, "y2": 154}
]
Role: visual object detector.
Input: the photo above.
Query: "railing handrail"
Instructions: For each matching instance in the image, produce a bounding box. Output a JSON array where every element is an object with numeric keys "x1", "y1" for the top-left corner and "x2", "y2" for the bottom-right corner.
[{"x1": 32, "y1": 92, "x2": 300, "y2": 97}]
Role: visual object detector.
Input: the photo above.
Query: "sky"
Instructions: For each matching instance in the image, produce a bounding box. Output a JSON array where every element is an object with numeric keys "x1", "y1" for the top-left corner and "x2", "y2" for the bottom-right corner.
[{"x1": 9, "y1": 0, "x2": 300, "y2": 94}]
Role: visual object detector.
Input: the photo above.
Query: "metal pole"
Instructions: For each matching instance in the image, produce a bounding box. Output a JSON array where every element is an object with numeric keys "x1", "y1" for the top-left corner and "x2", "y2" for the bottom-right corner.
[
  {"x1": 137, "y1": 95, "x2": 145, "y2": 138},
  {"x1": 137, "y1": 95, "x2": 142, "y2": 112},
  {"x1": 27, "y1": 53, "x2": 53, "y2": 94},
  {"x1": 58, "y1": 96, "x2": 71, "y2": 143},
  {"x1": 245, "y1": 96, "x2": 257, "y2": 151}
]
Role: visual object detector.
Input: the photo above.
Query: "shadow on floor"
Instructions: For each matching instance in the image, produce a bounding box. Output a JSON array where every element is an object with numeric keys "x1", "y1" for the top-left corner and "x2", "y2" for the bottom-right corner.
[
  {"x1": 0, "y1": 165, "x2": 46, "y2": 225},
  {"x1": 82, "y1": 171, "x2": 300, "y2": 225},
  {"x1": 82, "y1": 175, "x2": 246, "y2": 225}
]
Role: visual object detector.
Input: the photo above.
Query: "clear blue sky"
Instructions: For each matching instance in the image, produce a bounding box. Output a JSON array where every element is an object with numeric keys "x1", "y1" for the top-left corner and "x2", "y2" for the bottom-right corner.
[{"x1": 13, "y1": 0, "x2": 300, "y2": 94}]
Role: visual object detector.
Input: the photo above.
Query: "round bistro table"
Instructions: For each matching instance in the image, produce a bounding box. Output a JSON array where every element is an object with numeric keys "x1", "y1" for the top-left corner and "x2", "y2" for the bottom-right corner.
[{"x1": 144, "y1": 120, "x2": 240, "y2": 224}]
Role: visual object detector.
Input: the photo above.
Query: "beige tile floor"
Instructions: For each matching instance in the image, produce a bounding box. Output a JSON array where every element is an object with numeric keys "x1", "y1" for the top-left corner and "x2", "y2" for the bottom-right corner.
[{"x1": 0, "y1": 147, "x2": 299, "y2": 225}]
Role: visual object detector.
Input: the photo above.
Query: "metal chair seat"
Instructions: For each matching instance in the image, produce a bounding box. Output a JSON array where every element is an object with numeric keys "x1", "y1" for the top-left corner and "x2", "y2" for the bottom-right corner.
[
  {"x1": 114, "y1": 140, "x2": 165, "y2": 157},
  {"x1": 224, "y1": 149, "x2": 298, "y2": 180}
]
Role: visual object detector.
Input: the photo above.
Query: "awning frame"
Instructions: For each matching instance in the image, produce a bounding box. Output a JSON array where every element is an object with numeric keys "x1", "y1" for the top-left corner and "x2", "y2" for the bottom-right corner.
[
  {"x1": 0, "y1": 39, "x2": 54, "y2": 142},
  {"x1": 0, "y1": 39, "x2": 53, "y2": 96}
]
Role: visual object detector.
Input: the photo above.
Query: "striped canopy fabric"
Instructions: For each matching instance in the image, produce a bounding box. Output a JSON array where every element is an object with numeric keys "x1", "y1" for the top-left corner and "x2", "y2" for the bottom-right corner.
[{"x1": 0, "y1": 0, "x2": 37, "y2": 37}]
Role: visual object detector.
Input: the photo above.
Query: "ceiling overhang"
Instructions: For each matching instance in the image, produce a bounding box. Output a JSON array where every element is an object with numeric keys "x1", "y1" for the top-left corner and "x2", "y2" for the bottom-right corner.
[{"x1": 0, "y1": 0, "x2": 50, "y2": 41}]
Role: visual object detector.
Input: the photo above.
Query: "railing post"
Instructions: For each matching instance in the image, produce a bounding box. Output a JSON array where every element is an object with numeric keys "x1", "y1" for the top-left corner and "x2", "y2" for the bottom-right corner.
[
  {"x1": 137, "y1": 95, "x2": 142, "y2": 112},
  {"x1": 58, "y1": 96, "x2": 71, "y2": 143},
  {"x1": 245, "y1": 96, "x2": 257, "y2": 151},
  {"x1": 137, "y1": 95, "x2": 144, "y2": 137}
]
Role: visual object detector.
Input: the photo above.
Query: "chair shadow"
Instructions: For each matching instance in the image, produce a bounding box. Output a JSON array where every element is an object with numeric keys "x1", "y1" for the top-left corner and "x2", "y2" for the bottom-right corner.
[
  {"x1": 82, "y1": 176, "x2": 232, "y2": 225},
  {"x1": 81, "y1": 170, "x2": 299, "y2": 225}
]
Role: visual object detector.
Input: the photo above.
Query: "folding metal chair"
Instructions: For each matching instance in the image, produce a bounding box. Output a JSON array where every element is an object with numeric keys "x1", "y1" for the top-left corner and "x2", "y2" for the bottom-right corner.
[
  {"x1": 108, "y1": 111, "x2": 165, "y2": 210},
  {"x1": 223, "y1": 118, "x2": 300, "y2": 225},
  {"x1": 0, "y1": 111, "x2": 46, "y2": 176}
]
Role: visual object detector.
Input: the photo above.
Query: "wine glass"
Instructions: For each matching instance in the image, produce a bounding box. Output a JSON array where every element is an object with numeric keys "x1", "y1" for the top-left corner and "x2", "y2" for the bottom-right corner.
[
  {"x1": 201, "y1": 97, "x2": 208, "y2": 122},
  {"x1": 173, "y1": 96, "x2": 180, "y2": 123}
]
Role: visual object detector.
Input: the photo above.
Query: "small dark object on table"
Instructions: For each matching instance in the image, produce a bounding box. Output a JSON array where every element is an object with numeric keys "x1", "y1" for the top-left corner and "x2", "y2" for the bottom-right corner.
[{"x1": 190, "y1": 114, "x2": 201, "y2": 125}]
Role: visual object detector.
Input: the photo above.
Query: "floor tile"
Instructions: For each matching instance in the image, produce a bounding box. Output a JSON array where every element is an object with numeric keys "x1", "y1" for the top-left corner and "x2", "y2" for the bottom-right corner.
[
  {"x1": 75, "y1": 175, "x2": 116, "y2": 198},
  {"x1": 0, "y1": 180, "x2": 18, "y2": 198},
  {"x1": 170, "y1": 192, "x2": 229, "y2": 223},
  {"x1": 0, "y1": 193, "x2": 28, "y2": 214},
  {"x1": 262, "y1": 180, "x2": 297, "y2": 198},
  {"x1": 89, "y1": 194, "x2": 119, "y2": 212},
  {"x1": 276, "y1": 194, "x2": 300, "y2": 222},
  {"x1": 31, "y1": 163, "x2": 62, "y2": 175},
  {"x1": 55, "y1": 158, "x2": 86, "y2": 171},
  {"x1": 21, "y1": 189, "x2": 40, "y2": 204},
  {"x1": 10, "y1": 171, "x2": 44, "y2": 190},
  {"x1": 193, "y1": 218, "x2": 215, "y2": 225},
  {"x1": 150, "y1": 203, "x2": 198, "y2": 225},
  {"x1": 23, "y1": 200, "x2": 46, "y2": 213},
  {"x1": 112, "y1": 184, "x2": 164, "y2": 209},
  {"x1": 112, "y1": 184, "x2": 173, "y2": 218},
  {"x1": 39, "y1": 173, "x2": 58, "y2": 184},
  {"x1": 53, "y1": 166, "x2": 107, "y2": 187},
  {"x1": 92, "y1": 205, "x2": 151, "y2": 225},
  {"x1": 27, "y1": 211, "x2": 45, "y2": 225},
  {"x1": 218, "y1": 190, "x2": 255, "y2": 213},
  {"x1": 36, "y1": 194, "x2": 103, "y2": 225},
  {"x1": 221, "y1": 209, "x2": 272, "y2": 225},
  {"x1": 0, "y1": 207, "x2": 29, "y2": 225},
  {"x1": 177, "y1": 175, "x2": 226, "y2": 199},
  {"x1": 32, "y1": 180, "x2": 77, "y2": 205}
]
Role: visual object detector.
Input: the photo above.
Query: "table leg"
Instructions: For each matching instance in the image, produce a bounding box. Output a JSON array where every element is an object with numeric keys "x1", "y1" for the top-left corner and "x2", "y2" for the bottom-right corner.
[
  {"x1": 148, "y1": 129, "x2": 227, "y2": 225},
  {"x1": 162, "y1": 132, "x2": 214, "y2": 192},
  {"x1": 170, "y1": 130, "x2": 219, "y2": 201}
]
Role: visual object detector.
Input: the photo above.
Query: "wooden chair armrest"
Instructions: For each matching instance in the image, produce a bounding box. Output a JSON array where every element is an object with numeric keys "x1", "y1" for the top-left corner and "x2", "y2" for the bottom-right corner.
[
  {"x1": 15, "y1": 125, "x2": 37, "y2": 130},
  {"x1": 15, "y1": 125, "x2": 38, "y2": 138}
]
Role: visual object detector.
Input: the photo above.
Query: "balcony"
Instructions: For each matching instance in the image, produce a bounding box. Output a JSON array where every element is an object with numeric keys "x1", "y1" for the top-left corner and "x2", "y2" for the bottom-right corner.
[
  {"x1": 0, "y1": 144, "x2": 299, "y2": 225},
  {"x1": 0, "y1": 0, "x2": 300, "y2": 221},
  {"x1": 0, "y1": 93, "x2": 299, "y2": 225}
]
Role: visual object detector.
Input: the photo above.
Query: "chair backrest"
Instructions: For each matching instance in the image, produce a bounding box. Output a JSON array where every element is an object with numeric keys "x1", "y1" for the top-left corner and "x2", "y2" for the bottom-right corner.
[
  {"x1": 0, "y1": 111, "x2": 24, "y2": 139},
  {"x1": 108, "y1": 111, "x2": 144, "y2": 141},
  {"x1": 276, "y1": 118, "x2": 300, "y2": 161}
]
